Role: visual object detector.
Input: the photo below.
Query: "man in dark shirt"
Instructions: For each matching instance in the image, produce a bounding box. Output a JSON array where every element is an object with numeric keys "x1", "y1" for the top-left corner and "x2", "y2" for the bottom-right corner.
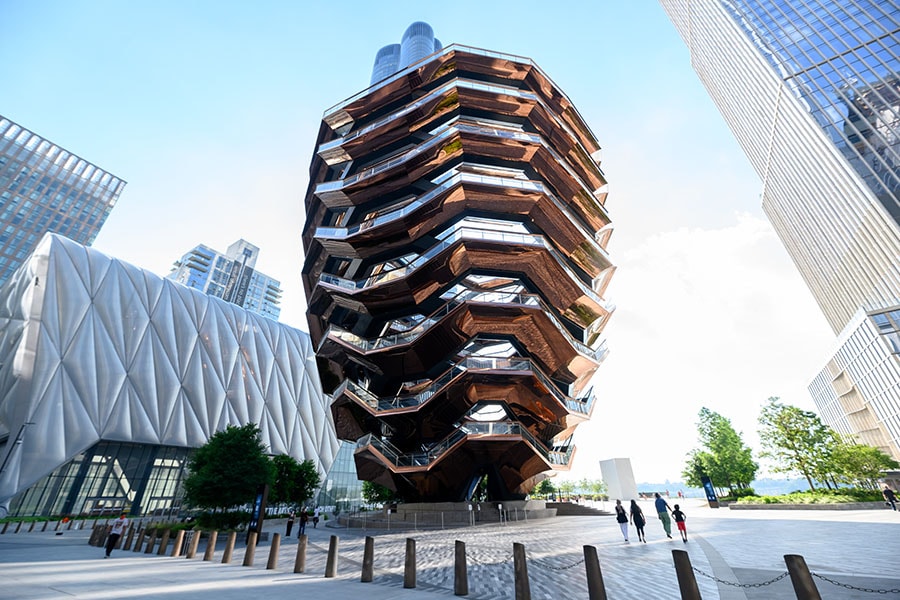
[{"x1": 884, "y1": 486, "x2": 897, "y2": 511}]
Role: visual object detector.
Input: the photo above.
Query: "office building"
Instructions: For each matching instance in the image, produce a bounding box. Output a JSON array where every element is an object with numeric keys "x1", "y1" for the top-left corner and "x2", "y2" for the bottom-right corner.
[
  {"x1": 661, "y1": 1, "x2": 900, "y2": 459},
  {"x1": 168, "y1": 239, "x2": 283, "y2": 320},
  {"x1": 0, "y1": 234, "x2": 338, "y2": 517},
  {"x1": 302, "y1": 24, "x2": 615, "y2": 501},
  {"x1": 0, "y1": 115, "x2": 125, "y2": 284},
  {"x1": 809, "y1": 305, "x2": 900, "y2": 457}
]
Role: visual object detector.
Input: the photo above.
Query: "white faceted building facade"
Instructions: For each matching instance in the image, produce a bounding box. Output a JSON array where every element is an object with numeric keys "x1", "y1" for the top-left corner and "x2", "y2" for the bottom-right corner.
[{"x1": 0, "y1": 234, "x2": 338, "y2": 517}]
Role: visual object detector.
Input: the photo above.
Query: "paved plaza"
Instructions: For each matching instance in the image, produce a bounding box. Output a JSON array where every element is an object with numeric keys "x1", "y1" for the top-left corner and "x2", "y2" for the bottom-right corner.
[{"x1": 2, "y1": 499, "x2": 898, "y2": 599}]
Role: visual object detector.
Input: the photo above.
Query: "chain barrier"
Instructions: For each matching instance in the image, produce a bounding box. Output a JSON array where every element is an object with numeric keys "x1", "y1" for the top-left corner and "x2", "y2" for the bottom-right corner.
[
  {"x1": 692, "y1": 566, "x2": 790, "y2": 588},
  {"x1": 529, "y1": 554, "x2": 585, "y2": 571},
  {"x1": 812, "y1": 573, "x2": 900, "y2": 594},
  {"x1": 467, "y1": 549, "x2": 513, "y2": 566}
]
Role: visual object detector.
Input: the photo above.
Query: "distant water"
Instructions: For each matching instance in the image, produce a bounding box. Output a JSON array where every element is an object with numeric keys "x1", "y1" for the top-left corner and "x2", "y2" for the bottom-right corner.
[{"x1": 636, "y1": 477, "x2": 809, "y2": 499}]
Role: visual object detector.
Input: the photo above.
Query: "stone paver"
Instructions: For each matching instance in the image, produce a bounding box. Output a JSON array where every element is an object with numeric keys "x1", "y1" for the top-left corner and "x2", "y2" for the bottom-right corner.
[{"x1": 1, "y1": 499, "x2": 898, "y2": 599}]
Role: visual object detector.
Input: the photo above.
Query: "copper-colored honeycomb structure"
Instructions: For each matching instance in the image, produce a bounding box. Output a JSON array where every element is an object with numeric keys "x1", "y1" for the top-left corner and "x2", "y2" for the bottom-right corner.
[{"x1": 301, "y1": 45, "x2": 615, "y2": 502}]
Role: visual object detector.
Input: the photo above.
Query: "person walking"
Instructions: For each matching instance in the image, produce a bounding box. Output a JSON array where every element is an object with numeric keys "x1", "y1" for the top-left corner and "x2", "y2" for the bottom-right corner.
[
  {"x1": 654, "y1": 492, "x2": 673, "y2": 539},
  {"x1": 672, "y1": 504, "x2": 688, "y2": 542},
  {"x1": 629, "y1": 499, "x2": 647, "y2": 543},
  {"x1": 104, "y1": 513, "x2": 128, "y2": 558},
  {"x1": 298, "y1": 509, "x2": 309, "y2": 536},
  {"x1": 286, "y1": 510, "x2": 295, "y2": 536},
  {"x1": 313, "y1": 506, "x2": 320, "y2": 528},
  {"x1": 884, "y1": 486, "x2": 898, "y2": 511},
  {"x1": 614, "y1": 499, "x2": 629, "y2": 542}
]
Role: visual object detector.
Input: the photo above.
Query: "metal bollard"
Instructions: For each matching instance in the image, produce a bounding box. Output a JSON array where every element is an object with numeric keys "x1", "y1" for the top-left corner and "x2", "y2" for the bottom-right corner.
[
  {"x1": 222, "y1": 531, "x2": 237, "y2": 564},
  {"x1": 1, "y1": 522, "x2": 8, "y2": 534},
  {"x1": 41, "y1": 520, "x2": 49, "y2": 532},
  {"x1": 187, "y1": 529, "x2": 202, "y2": 558},
  {"x1": 294, "y1": 534, "x2": 308, "y2": 573},
  {"x1": 513, "y1": 542, "x2": 531, "y2": 600},
  {"x1": 156, "y1": 529, "x2": 171, "y2": 555},
  {"x1": 171, "y1": 530, "x2": 186, "y2": 557},
  {"x1": 144, "y1": 529, "x2": 158, "y2": 554},
  {"x1": 266, "y1": 533, "x2": 281, "y2": 570},
  {"x1": 361, "y1": 536, "x2": 374, "y2": 582},
  {"x1": 324, "y1": 535, "x2": 339, "y2": 578},
  {"x1": 243, "y1": 531, "x2": 257, "y2": 566},
  {"x1": 100, "y1": 525, "x2": 111, "y2": 548},
  {"x1": 784, "y1": 555, "x2": 822, "y2": 600},
  {"x1": 583, "y1": 545, "x2": 608, "y2": 600},
  {"x1": 203, "y1": 531, "x2": 218, "y2": 561},
  {"x1": 28, "y1": 521, "x2": 36, "y2": 532},
  {"x1": 54, "y1": 520, "x2": 62, "y2": 532},
  {"x1": 14, "y1": 521, "x2": 23, "y2": 533},
  {"x1": 672, "y1": 550, "x2": 702, "y2": 600},
  {"x1": 122, "y1": 524, "x2": 135, "y2": 551},
  {"x1": 404, "y1": 538, "x2": 416, "y2": 588},
  {"x1": 133, "y1": 527, "x2": 147, "y2": 552},
  {"x1": 454, "y1": 540, "x2": 468, "y2": 596}
]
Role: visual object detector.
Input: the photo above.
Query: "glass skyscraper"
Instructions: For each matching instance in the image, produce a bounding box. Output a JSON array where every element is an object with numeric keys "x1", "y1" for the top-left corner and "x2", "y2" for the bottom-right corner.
[
  {"x1": 661, "y1": 2, "x2": 900, "y2": 459},
  {"x1": 168, "y1": 239, "x2": 283, "y2": 320},
  {"x1": 0, "y1": 115, "x2": 125, "y2": 284}
]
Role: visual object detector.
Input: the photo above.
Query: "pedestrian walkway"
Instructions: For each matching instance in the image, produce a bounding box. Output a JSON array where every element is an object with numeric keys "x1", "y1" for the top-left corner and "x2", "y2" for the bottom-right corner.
[{"x1": 1, "y1": 499, "x2": 898, "y2": 599}]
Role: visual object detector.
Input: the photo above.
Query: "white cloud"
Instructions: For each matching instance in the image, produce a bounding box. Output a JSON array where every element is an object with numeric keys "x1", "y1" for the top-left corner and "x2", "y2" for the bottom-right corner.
[{"x1": 567, "y1": 213, "x2": 834, "y2": 483}]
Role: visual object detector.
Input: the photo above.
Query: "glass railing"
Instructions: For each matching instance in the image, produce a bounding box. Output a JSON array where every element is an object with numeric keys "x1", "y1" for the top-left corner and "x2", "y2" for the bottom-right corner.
[
  {"x1": 356, "y1": 419, "x2": 573, "y2": 468},
  {"x1": 315, "y1": 126, "x2": 460, "y2": 197},
  {"x1": 315, "y1": 170, "x2": 545, "y2": 240},
  {"x1": 339, "y1": 355, "x2": 593, "y2": 415},
  {"x1": 316, "y1": 168, "x2": 608, "y2": 283},
  {"x1": 325, "y1": 46, "x2": 539, "y2": 117},
  {"x1": 325, "y1": 279, "x2": 603, "y2": 361},
  {"x1": 318, "y1": 221, "x2": 613, "y2": 338},
  {"x1": 316, "y1": 110, "x2": 607, "y2": 225},
  {"x1": 323, "y1": 44, "x2": 601, "y2": 173},
  {"x1": 319, "y1": 80, "x2": 464, "y2": 156}
]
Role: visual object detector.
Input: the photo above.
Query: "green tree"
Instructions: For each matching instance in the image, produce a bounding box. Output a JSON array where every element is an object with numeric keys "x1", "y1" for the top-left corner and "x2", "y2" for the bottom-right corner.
[
  {"x1": 758, "y1": 397, "x2": 834, "y2": 491},
  {"x1": 557, "y1": 479, "x2": 575, "y2": 499},
  {"x1": 183, "y1": 423, "x2": 275, "y2": 511},
  {"x1": 270, "y1": 455, "x2": 322, "y2": 508},
  {"x1": 587, "y1": 478, "x2": 607, "y2": 498},
  {"x1": 831, "y1": 441, "x2": 899, "y2": 487},
  {"x1": 682, "y1": 449, "x2": 713, "y2": 489},
  {"x1": 682, "y1": 408, "x2": 757, "y2": 496},
  {"x1": 362, "y1": 481, "x2": 396, "y2": 506},
  {"x1": 535, "y1": 479, "x2": 555, "y2": 499}
]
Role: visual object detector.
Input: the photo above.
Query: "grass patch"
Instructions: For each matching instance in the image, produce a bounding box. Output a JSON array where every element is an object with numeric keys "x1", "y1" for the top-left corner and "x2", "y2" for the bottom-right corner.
[{"x1": 735, "y1": 489, "x2": 883, "y2": 504}]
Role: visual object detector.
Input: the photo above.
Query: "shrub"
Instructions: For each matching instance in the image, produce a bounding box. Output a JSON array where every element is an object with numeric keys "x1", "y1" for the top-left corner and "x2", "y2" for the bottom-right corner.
[
  {"x1": 195, "y1": 510, "x2": 251, "y2": 531},
  {"x1": 735, "y1": 488, "x2": 883, "y2": 504}
]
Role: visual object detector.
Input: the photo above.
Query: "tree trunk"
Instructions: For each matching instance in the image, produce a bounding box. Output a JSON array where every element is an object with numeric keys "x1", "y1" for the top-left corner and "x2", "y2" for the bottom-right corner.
[{"x1": 804, "y1": 474, "x2": 816, "y2": 491}]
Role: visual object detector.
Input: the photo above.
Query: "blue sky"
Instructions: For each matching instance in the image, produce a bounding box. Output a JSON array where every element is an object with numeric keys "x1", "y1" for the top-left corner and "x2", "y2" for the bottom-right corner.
[{"x1": 1, "y1": 1, "x2": 836, "y2": 483}]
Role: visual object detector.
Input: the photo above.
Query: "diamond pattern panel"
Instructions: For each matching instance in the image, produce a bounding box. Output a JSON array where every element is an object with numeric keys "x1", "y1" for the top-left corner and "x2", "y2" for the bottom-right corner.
[{"x1": 0, "y1": 233, "x2": 339, "y2": 509}]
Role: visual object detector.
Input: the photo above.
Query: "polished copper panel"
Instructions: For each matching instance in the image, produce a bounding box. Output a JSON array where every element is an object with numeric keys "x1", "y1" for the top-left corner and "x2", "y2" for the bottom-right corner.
[{"x1": 302, "y1": 45, "x2": 614, "y2": 501}]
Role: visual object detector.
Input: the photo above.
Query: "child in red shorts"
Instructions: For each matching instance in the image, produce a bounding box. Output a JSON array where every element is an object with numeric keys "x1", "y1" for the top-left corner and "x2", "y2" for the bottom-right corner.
[{"x1": 672, "y1": 504, "x2": 687, "y2": 542}]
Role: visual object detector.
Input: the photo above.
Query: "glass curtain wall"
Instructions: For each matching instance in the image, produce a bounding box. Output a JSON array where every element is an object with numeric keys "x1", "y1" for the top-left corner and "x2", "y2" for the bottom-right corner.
[
  {"x1": 726, "y1": 1, "x2": 900, "y2": 222},
  {"x1": 8, "y1": 442, "x2": 189, "y2": 518}
]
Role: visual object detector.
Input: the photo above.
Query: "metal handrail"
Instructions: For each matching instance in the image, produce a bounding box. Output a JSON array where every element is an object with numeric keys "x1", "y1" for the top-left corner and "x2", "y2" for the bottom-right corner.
[
  {"x1": 318, "y1": 221, "x2": 612, "y2": 328},
  {"x1": 322, "y1": 45, "x2": 601, "y2": 162},
  {"x1": 323, "y1": 283, "x2": 603, "y2": 361},
  {"x1": 341, "y1": 355, "x2": 593, "y2": 415},
  {"x1": 356, "y1": 420, "x2": 573, "y2": 468}
]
